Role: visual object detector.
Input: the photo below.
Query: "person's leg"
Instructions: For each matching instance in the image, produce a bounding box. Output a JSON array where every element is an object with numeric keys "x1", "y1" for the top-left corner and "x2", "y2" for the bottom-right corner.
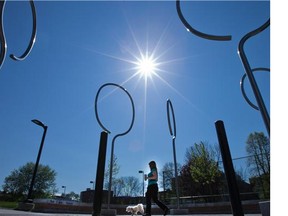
[
  {"x1": 151, "y1": 185, "x2": 169, "y2": 214},
  {"x1": 145, "y1": 186, "x2": 152, "y2": 215}
]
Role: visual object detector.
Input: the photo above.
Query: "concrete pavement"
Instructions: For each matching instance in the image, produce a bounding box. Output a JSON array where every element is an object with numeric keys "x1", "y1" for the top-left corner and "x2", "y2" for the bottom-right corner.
[{"x1": 0, "y1": 208, "x2": 262, "y2": 216}]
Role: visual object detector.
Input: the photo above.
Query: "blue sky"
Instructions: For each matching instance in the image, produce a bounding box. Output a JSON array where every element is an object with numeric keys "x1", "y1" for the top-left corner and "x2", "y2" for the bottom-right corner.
[{"x1": 0, "y1": 0, "x2": 270, "y2": 196}]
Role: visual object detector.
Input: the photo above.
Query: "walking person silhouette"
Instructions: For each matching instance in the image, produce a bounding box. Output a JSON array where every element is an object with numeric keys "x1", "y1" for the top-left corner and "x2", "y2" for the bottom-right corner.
[{"x1": 144, "y1": 161, "x2": 169, "y2": 216}]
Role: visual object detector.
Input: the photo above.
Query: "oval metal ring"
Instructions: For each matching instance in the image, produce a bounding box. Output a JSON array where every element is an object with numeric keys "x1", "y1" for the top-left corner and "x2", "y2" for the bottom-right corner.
[
  {"x1": 240, "y1": 68, "x2": 270, "y2": 111},
  {"x1": 95, "y1": 83, "x2": 135, "y2": 136},
  {"x1": 167, "y1": 99, "x2": 176, "y2": 138},
  {"x1": 176, "y1": 0, "x2": 232, "y2": 41},
  {"x1": 10, "y1": 0, "x2": 37, "y2": 61},
  {"x1": 0, "y1": 1, "x2": 7, "y2": 69}
]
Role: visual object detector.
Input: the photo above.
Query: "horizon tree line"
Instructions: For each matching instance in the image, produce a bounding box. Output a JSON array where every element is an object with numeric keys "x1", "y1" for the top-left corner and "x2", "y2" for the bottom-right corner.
[{"x1": 1, "y1": 131, "x2": 269, "y2": 201}]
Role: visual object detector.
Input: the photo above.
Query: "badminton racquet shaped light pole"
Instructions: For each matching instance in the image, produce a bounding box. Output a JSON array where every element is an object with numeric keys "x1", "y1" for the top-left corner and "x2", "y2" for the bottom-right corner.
[
  {"x1": 95, "y1": 83, "x2": 135, "y2": 209},
  {"x1": 166, "y1": 99, "x2": 180, "y2": 209},
  {"x1": 238, "y1": 19, "x2": 270, "y2": 137}
]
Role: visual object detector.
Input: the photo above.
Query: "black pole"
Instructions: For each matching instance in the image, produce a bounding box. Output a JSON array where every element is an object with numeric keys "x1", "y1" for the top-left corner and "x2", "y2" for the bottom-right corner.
[
  {"x1": 215, "y1": 120, "x2": 244, "y2": 216},
  {"x1": 26, "y1": 125, "x2": 48, "y2": 201},
  {"x1": 92, "y1": 131, "x2": 108, "y2": 216},
  {"x1": 172, "y1": 137, "x2": 180, "y2": 209}
]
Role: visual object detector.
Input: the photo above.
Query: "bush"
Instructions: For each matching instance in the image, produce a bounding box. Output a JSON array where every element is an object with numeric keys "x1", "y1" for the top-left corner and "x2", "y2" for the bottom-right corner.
[{"x1": 0, "y1": 201, "x2": 18, "y2": 209}]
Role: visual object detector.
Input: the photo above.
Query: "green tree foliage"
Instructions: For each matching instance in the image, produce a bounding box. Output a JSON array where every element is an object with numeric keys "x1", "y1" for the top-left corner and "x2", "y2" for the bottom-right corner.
[
  {"x1": 246, "y1": 132, "x2": 270, "y2": 199},
  {"x1": 2, "y1": 162, "x2": 57, "y2": 200},
  {"x1": 180, "y1": 141, "x2": 223, "y2": 199},
  {"x1": 188, "y1": 142, "x2": 221, "y2": 185}
]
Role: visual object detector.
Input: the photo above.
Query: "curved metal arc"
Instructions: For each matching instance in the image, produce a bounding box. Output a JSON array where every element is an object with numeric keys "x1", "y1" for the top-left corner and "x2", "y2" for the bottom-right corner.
[
  {"x1": 240, "y1": 68, "x2": 270, "y2": 111},
  {"x1": 238, "y1": 19, "x2": 270, "y2": 52},
  {"x1": 95, "y1": 83, "x2": 111, "y2": 134},
  {"x1": 0, "y1": 0, "x2": 7, "y2": 70},
  {"x1": 166, "y1": 99, "x2": 176, "y2": 138},
  {"x1": 176, "y1": 0, "x2": 231, "y2": 41},
  {"x1": 10, "y1": 0, "x2": 37, "y2": 61},
  {"x1": 238, "y1": 19, "x2": 270, "y2": 136},
  {"x1": 94, "y1": 82, "x2": 135, "y2": 135}
]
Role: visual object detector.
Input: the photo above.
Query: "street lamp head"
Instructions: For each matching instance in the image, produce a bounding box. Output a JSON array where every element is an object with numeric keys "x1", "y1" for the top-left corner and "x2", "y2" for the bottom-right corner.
[
  {"x1": 31, "y1": 119, "x2": 46, "y2": 128},
  {"x1": 138, "y1": 170, "x2": 144, "y2": 173}
]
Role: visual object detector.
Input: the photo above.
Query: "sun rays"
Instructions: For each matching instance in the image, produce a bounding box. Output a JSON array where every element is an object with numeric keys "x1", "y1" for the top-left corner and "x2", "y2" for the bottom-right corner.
[
  {"x1": 85, "y1": 18, "x2": 194, "y2": 119},
  {"x1": 136, "y1": 54, "x2": 158, "y2": 79}
]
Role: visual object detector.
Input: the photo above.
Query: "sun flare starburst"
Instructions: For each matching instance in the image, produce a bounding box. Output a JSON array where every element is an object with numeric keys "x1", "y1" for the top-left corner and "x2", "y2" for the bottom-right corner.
[
  {"x1": 136, "y1": 55, "x2": 158, "y2": 78},
  {"x1": 89, "y1": 21, "x2": 191, "y2": 106}
]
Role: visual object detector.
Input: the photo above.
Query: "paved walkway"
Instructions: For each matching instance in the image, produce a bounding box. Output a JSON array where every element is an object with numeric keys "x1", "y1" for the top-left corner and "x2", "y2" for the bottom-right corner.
[{"x1": 0, "y1": 208, "x2": 262, "y2": 216}]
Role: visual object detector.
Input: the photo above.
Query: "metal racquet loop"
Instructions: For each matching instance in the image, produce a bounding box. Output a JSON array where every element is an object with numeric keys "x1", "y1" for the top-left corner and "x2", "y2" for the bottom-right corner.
[
  {"x1": 176, "y1": 0, "x2": 232, "y2": 41},
  {"x1": 240, "y1": 68, "x2": 270, "y2": 111},
  {"x1": 166, "y1": 99, "x2": 176, "y2": 139},
  {"x1": 0, "y1": 1, "x2": 7, "y2": 70},
  {"x1": 238, "y1": 18, "x2": 270, "y2": 136},
  {"x1": 10, "y1": 0, "x2": 37, "y2": 61},
  {"x1": 94, "y1": 82, "x2": 135, "y2": 135},
  {"x1": 0, "y1": 0, "x2": 37, "y2": 69}
]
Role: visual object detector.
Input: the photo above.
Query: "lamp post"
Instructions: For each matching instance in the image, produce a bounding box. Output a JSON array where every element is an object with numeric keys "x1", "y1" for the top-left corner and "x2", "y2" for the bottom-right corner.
[
  {"x1": 94, "y1": 83, "x2": 135, "y2": 210},
  {"x1": 238, "y1": 19, "x2": 270, "y2": 137},
  {"x1": 166, "y1": 99, "x2": 180, "y2": 209},
  {"x1": 26, "y1": 119, "x2": 48, "y2": 202},
  {"x1": 62, "y1": 186, "x2": 66, "y2": 197},
  {"x1": 138, "y1": 170, "x2": 144, "y2": 201},
  {"x1": 90, "y1": 180, "x2": 95, "y2": 190},
  {"x1": 166, "y1": 99, "x2": 189, "y2": 214}
]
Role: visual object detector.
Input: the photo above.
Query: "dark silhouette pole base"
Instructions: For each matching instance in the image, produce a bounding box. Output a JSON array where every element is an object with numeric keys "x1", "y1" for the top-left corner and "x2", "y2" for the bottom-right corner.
[
  {"x1": 215, "y1": 120, "x2": 244, "y2": 216},
  {"x1": 92, "y1": 131, "x2": 108, "y2": 216}
]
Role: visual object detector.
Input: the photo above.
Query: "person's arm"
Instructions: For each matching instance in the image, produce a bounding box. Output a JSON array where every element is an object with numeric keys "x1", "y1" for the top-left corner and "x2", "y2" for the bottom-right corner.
[
  {"x1": 146, "y1": 170, "x2": 157, "y2": 180},
  {"x1": 145, "y1": 170, "x2": 158, "y2": 181}
]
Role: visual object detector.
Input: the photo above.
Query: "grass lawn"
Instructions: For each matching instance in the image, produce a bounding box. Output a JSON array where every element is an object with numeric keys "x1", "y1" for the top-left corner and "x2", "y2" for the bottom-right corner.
[{"x1": 0, "y1": 201, "x2": 17, "y2": 209}]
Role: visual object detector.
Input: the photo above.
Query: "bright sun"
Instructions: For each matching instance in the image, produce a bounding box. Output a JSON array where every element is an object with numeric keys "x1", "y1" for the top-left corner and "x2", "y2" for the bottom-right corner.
[{"x1": 136, "y1": 55, "x2": 157, "y2": 78}]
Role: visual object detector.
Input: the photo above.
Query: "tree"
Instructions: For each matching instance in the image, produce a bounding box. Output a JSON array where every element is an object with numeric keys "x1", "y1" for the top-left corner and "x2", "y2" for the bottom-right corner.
[
  {"x1": 65, "y1": 191, "x2": 80, "y2": 201},
  {"x1": 246, "y1": 132, "x2": 270, "y2": 198},
  {"x1": 104, "y1": 154, "x2": 120, "y2": 190},
  {"x1": 160, "y1": 162, "x2": 182, "y2": 192},
  {"x1": 179, "y1": 162, "x2": 194, "y2": 196},
  {"x1": 189, "y1": 142, "x2": 221, "y2": 184},
  {"x1": 181, "y1": 141, "x2": 223, "y2": 199},
  {"x1": 2, "y1": 162, "x2": 57, "y2": 200},
  {"x1": 114, "y1": 176, "x2": 141, "y2": 197},
  {"x1": 246, "y1": 132, "x2": 270, "y2": 176}
]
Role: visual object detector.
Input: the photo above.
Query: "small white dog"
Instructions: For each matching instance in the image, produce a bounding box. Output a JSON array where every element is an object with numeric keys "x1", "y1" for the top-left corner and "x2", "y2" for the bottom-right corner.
[{"x1": 126, "y1": 203, "x2": 144, "y2": 215}]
